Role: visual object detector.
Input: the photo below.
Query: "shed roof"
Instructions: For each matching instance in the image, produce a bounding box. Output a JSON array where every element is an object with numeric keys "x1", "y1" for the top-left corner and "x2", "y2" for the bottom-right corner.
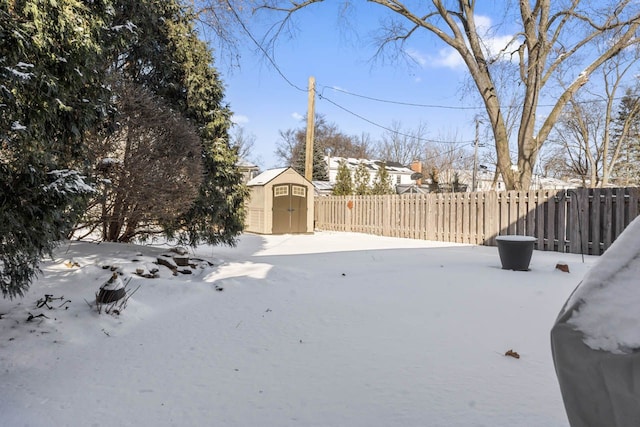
[{"x1": 247, "y1": 168, "x2": 288, "y2": 186}]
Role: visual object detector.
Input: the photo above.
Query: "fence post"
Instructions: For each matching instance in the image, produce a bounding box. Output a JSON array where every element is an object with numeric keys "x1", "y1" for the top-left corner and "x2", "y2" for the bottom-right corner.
[
  {"x1": 484, "y1": 191, "x2": 498, "y2": 245},
  {"x1": 590, "y1": 188, "x2": 601, "y2": 255},
  {"x1": 383, "y1": 195, "x2": 391, "y2": 237},
  {"x1": 568, "y1": 189, "x2": 588, "y2": 255}
]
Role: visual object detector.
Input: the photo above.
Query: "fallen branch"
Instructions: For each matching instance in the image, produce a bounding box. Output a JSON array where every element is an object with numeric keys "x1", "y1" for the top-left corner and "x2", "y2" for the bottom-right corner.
[
  {"x1": 36, "y1": 294, "x2": 70, "y2": 310},
  {"x1": 26, "y1": 312, "x2": 49, "y2": 322}
]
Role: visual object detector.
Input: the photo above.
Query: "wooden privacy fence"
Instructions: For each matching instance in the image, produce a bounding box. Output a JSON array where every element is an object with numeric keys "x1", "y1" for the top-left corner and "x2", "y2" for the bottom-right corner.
[{"x1": 314, "y1": 188, "x2": 640, "y2": 255}]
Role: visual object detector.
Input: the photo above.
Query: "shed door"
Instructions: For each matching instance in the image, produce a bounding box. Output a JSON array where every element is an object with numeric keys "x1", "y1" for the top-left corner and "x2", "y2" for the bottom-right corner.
[{"x1": 272, "y1": 184, "x2": 308, "y2": 234}]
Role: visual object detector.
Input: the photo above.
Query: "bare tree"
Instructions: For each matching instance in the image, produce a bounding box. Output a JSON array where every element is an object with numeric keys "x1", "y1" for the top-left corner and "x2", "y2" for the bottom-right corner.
[
  {"x1": 249, "y1": 0, "x2": 640, "y2": 190},
  {"x1": 548, "y1": 97, "x2": 603, "y2": 187},
  {"x1": 537, "y1": 145, "x2": 574, "y2": 180},
  {"x1": 423, "y1": 129, "x2": 473, "y2": 189},
  {"x1": 274, "y1": 127, "x2": 301, "y2": 167},
  {"x1": 194, "y1": 0, "x2": 254, "y2": 67},
  {"x1": 549, "y1": 48, "x2": 640, "y2": 187},
  {"x1": 375, "y1": 120, "x2": 428, "y2": 165},
  {"x1": 79, "y1": 82, "x2": 203, "y2": 242},
  {"x1": 274, "y1": 113, "x2": 374, "y2": 165},
  {"x1": 230, "y1": 126, "x2": 259, "y2": 163}
]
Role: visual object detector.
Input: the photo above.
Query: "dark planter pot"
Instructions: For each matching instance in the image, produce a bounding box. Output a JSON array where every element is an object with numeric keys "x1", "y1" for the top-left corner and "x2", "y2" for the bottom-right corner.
[
  {"x1": 97, "y1": 287, "x2": 126, "y2": 303},
  {"x1": 496, "y1": 235, "x2": 536, "y2": 271}
]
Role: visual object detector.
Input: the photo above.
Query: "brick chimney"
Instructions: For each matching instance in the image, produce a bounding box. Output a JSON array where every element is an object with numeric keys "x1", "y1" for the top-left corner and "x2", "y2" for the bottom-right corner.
[{"x1": 410, "y1": 160, "x2": 423, "y2": 185}]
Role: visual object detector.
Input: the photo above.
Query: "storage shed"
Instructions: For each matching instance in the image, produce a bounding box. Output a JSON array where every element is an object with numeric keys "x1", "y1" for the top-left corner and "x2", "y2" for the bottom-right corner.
[{"x1": 245, "y1": 167, "x2": 314, "y2": 235}]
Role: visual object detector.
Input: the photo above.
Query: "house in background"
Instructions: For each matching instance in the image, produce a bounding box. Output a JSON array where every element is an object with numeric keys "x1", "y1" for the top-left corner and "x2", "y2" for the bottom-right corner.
[
  {"x1": 318, "y1": 155, "x2": 575, "y2": 194},
  {"x1": 312, "y1": 180, "x2": 334, "y2": 196},
  {"x1": 237, "y1": 158, "x2": 260, "y2": 184},
  {"x1": 324, "y1": 156, "x2": 417, "y2": 191},
  {"x1": 450, "y1": 167, "x2": 574, "y2": 192}
]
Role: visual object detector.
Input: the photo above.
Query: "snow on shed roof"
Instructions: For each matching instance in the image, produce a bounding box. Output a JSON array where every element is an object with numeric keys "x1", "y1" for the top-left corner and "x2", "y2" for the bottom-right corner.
[{"x1": 247, "y1": 168, "x2": 289, "y2": 186}]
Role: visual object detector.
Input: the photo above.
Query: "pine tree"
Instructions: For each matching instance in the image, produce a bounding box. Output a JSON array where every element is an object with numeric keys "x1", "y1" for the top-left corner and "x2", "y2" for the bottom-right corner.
[
  {"x1": 313, "y1": 144, "x2": 330, "y2": 181},
  {"x1": 371, "y1": 162, "x2": 394, "y2": 195},
  {"x1": 0, "y1": 1, "x2": 112, "y2": 298},
  {"x1": 333, "y1": 161, "x2": 353, "y2": 195},
  {"x1": 292, "y1": 143, "x2": 329, "y2": 181},
  {"x1": 612, "y1": 90, "x2": 640, "y2": 185},
  {"x1": 353, "y1": 162, "x2": 371, "y2": 195}
]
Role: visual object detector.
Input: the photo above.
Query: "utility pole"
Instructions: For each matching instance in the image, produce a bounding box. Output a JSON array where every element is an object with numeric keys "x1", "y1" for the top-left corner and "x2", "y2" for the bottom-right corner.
[
  {"x1": 304, "y1": 76, "x2": 316, "y2": 181},
  {"x1": 472, "y1": 118, "x2": 479, "y2": 192}
]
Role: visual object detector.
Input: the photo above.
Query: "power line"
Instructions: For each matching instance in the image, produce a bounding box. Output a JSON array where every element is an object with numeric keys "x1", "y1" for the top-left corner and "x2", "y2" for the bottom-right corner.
[
  {"x1": 223, "y1": 0, "x2": 630, "y2": 140},
  {"x1": 321, "y1": 85, "x2": 625, "y2": 110},
  {"x1": 321, "y1": 86, "x2": 483, "y2": 110},
  {"x1": 222, "y1": 1, "x2": 493, "y2": 146},
  {"x1": 318, "y1": 92, "x2": 475, "y2": 145},
  {"x1": 220, "y1": 2, "x2": 479, "y2": 142}
]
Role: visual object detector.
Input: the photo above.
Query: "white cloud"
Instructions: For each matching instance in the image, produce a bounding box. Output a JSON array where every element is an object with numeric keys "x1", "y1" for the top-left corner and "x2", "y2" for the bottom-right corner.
[
  {"x1": 474, "y1": 15, "x2": 493, "y2": 32},
  {"x1": 485, "y1": 34, "x2": 519, "y2": 62},
  {"x1": 406, "y1": 48, "x2": 428, "y2": 67},
  {"x1": 473, "y1": 15, "x2": 519, "y2": 62},
  {"x1": 432, "y1": 47, "x2": 465, "y2": 69},
  {"x1": 231, "y1": 114, "x2": 249, "y2": 125},
  {"x1": 291, "y1": 112, "x2": 304, "y2": 121},
  {"x1": 416, "y1": 14, "x2": 518, "y2": 70}
]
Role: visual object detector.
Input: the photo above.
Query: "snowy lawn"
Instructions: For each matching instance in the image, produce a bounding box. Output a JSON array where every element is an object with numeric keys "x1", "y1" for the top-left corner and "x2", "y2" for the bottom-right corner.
[{"x1": 0, "y1": 231, "x2": 596, "y2": 427}]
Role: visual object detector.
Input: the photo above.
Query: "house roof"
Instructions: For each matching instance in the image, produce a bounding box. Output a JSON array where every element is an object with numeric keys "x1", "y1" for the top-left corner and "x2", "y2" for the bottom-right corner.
[
  {"x1": 237, "y1": 158, "x2": 259, "y2": 169},
  {"x1": 312, "y1": 180, "x2": 333, "y2": 191},
  {"x1": 327, "y1": 156, "x2": 414, "y2": 174},
  {"x1": 396, "y1": 184, "x2": 430, "y2": 194}
]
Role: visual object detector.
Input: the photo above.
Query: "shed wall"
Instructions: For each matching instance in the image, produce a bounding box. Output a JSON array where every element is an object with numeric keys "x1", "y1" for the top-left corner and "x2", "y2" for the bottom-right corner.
[{"x1": 245, "y1": 186, "x2": 266, "y2": 234}]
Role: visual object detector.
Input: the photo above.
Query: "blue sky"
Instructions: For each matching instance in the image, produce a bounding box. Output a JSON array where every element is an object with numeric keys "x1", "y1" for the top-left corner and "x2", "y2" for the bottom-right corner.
[{"x1": 216, "y1": 3, "x2": 511, "y2": 169}]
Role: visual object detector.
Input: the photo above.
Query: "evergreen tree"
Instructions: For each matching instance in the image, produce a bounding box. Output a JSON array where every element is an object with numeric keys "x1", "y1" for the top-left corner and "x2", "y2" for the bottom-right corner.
[
  {"x1": 371, "y1": 162, "x2": 394, "y2": 195},
  {"x1": 81, "y1": 0, "x2": 248, "y2": 245},
  {"x1": 333, "y1": 161, "x2": 353, "y2": 195},
  {"x1": 0, "y1": 0, "x2": 113, "y2": 298},
  {"x1": 612, "y1": 89, "x2": 640, "y2": 185},
  {"x1": 353, "y1": 162, "x2": 371, "y2": 195},
  {"x1": 159, "y1": 5, "x2": 248, "y2": 246},
  {"x1": 292, "y1": 143, "x2": 329, "y2": 181}
]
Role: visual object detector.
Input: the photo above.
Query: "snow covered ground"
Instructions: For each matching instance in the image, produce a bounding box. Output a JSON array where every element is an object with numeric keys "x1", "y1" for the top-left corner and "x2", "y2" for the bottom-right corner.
[{"x1": 0, "y1": 231, "x2": 597, "y2": 427}]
